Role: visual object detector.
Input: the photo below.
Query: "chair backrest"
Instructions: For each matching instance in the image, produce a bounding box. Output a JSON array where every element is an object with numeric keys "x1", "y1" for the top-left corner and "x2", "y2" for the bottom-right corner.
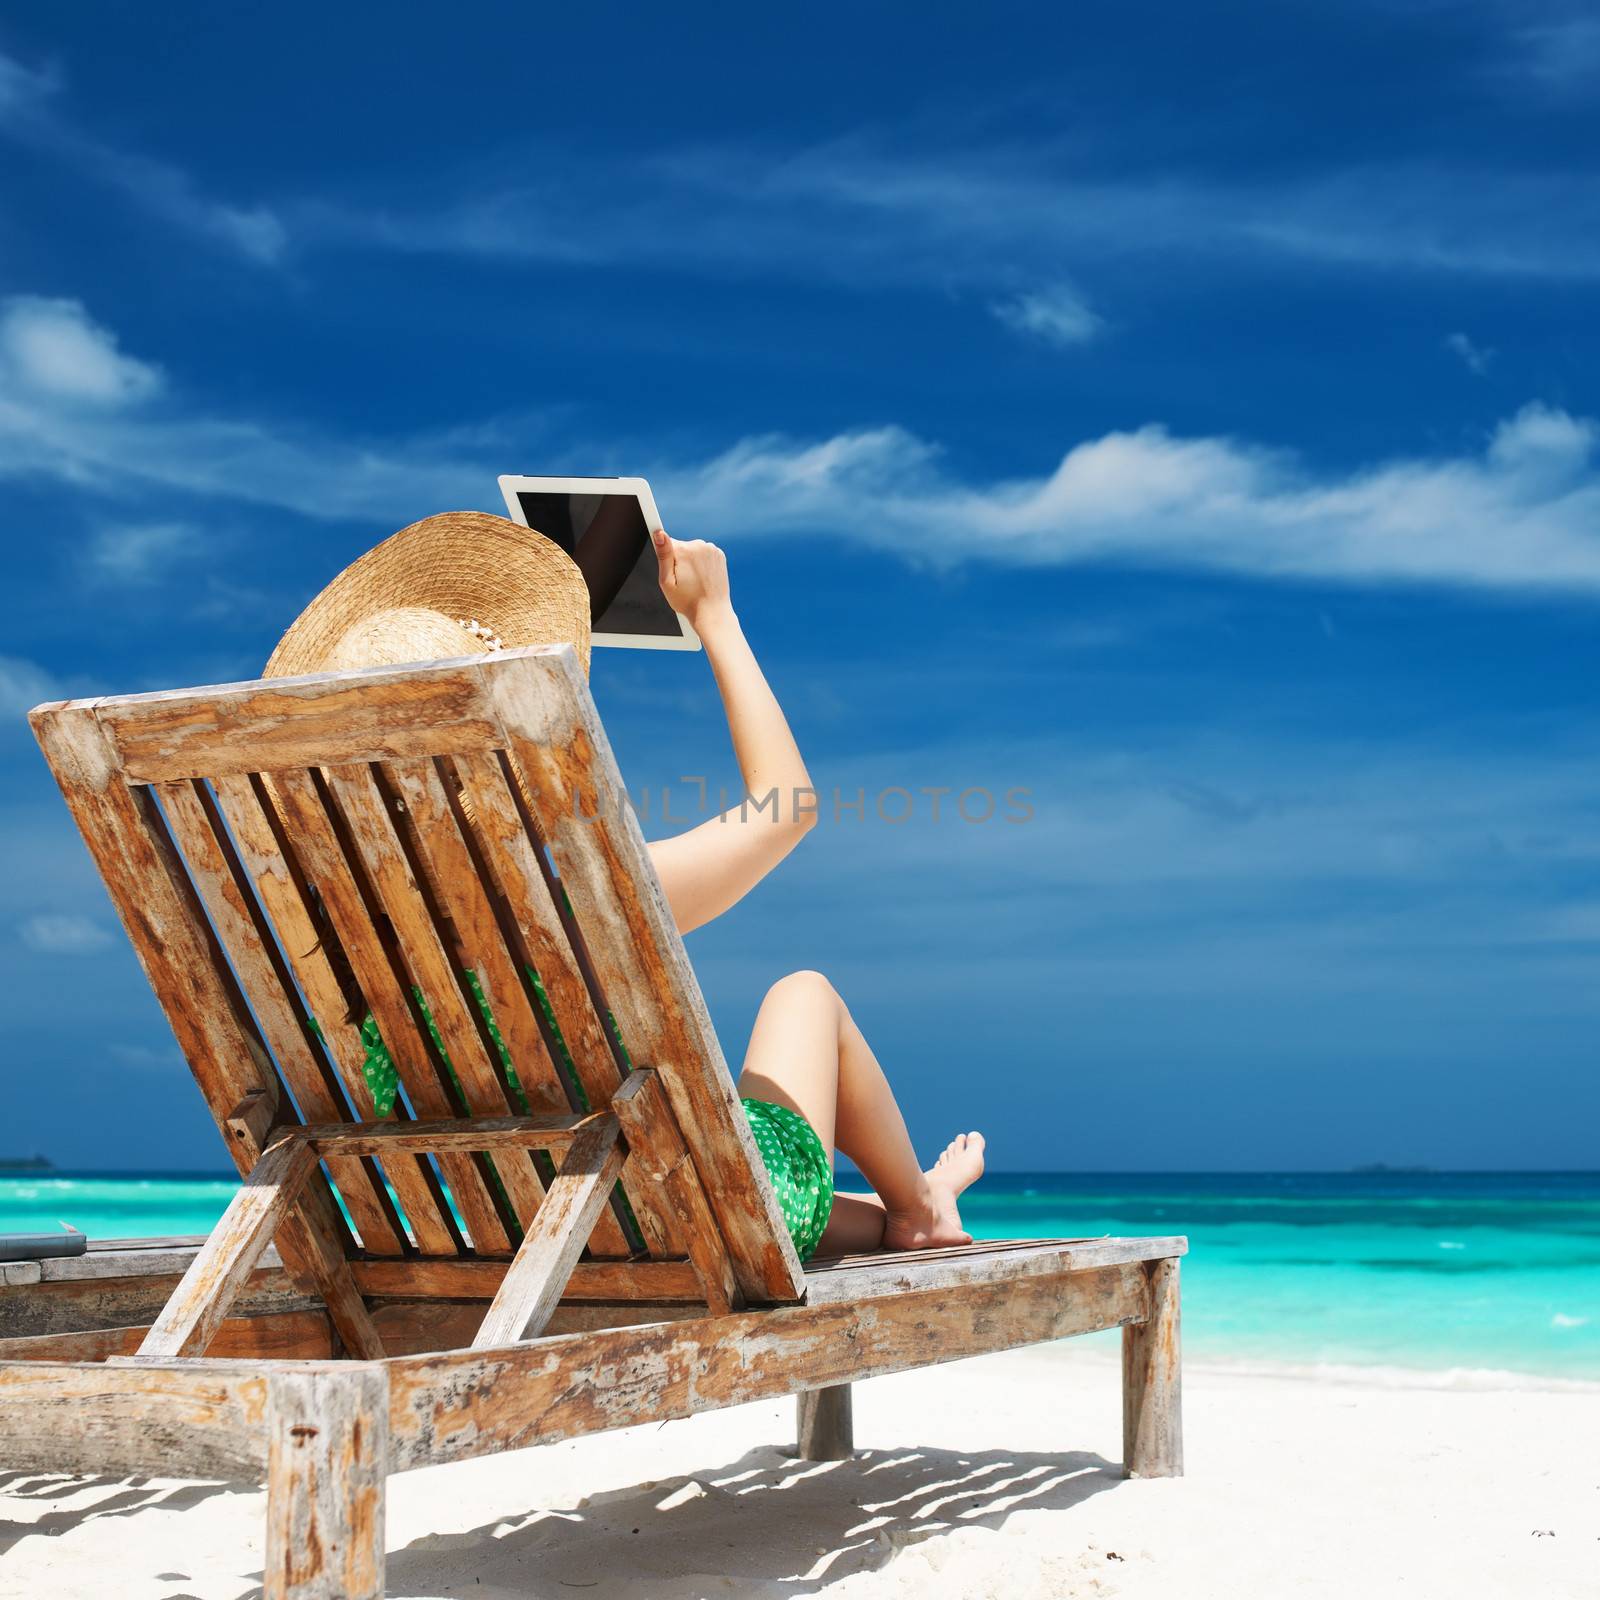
[{"x1": 30, "y1": 645, "x2": 804, "y2": 1306}]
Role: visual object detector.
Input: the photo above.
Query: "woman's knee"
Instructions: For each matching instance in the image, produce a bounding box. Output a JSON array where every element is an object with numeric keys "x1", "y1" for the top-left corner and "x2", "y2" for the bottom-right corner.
[{"x1": 764, "y1": 968, "x2": 840, "y2": 1011}]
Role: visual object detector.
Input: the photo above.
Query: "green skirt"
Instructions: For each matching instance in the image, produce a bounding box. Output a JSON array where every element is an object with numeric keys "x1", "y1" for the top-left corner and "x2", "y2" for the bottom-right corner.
[
  {"x1": 339, "y1": 978, "x2": 834, "y2": 1261},
  {"x1": 741, "y1": 1098, "x2": 834, "y2": 1262}
]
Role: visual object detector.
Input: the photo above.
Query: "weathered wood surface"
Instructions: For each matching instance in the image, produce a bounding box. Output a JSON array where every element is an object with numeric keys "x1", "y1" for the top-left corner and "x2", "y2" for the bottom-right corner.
[
  {"x1": 448, "y1": 749, "x2": 625, "y2": 1105},
  {"x1": 612, "y1": 1070, "x2": 739, "y2": 1314},
  {"x1": 211, "y1": 770, "x2": 459, "y2": 1256},
  {"x1": 382, "y1": 755, "x2": 568, "y2": 1116},
  {"x1": 300, "y1": 1111, "x2": 591, "y2": 1157},
  {"x1": 481, "y1": 648, "x2": 805, "y2": 1304},
  {"x1": 265, "y1": 1367, "x2": 388, "y2": 1600},
  {"x1": 0, "y1": 1360, "x2": 271, "y2": 1477},
  {"x1": 0, "y1": 1310, "x2": 337, "y2": 1364},
  {"x1": 0, "y1": 1250, "x2": 704, "y2": 1342},
  {"x1": 94, "y1": 663, "x2": 503, "y2": 783},
  {"x1": 796, "y1": 1385, "x2": 853, "y2": 1461},
  {"x1": 28, "y1": 706, "x2": 365, "y2": 1311},
  {"x1": 388, "y1": 1261, "x2": 1148, "y2": 1469},
  {"x1": 322, "y1": 760, "x2": 550, "y2": 1233},
  {"x1": 351, "y1": 1256, "x2": 699, "y2": 1302},
  {"x1": 156, "y1": 778, "x2": 408, "y2": 1257},
  {"x1": 138, "y1": 1135, "x2": 321, "y2": 1359},
  {"x1": 0, "y1": 1299, "x2": 710, "y2": 1365},
  {"x1": 0, "y1": 1265, "x2": 314, "y2": 1339},
  {"x1": 804, "y1": 1235, "x2": 1190, "y2": 1303},
  {"x1": 445, "y1": 748, "x2": 637, "y2": 1257},
  {"x1": 1122, "y1": 1256, "x2": 1183, "y2": 1478},
  {"x1": 473, "y1": 1116, "x2": 627, "y2": 1347},
  {"x1": 268, "y1": 765, "x2": 512, "y2": 1254}
]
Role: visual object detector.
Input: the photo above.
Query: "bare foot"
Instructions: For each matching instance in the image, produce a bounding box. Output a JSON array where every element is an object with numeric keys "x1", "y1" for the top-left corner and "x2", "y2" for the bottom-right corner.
[{"x1": 881, "y1": 1132, "x2": 986, "y2": 1251}]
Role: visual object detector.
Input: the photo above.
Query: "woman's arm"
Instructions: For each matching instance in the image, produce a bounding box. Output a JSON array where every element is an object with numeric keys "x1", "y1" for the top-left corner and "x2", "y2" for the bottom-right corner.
[{"x1": 645, "y1": 528, "x2": 816, "y2": 933}]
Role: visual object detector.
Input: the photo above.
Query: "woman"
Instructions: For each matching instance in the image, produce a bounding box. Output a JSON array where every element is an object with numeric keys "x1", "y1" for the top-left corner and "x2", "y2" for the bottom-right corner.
[
  {"x1": 643, "y1": 525, "x2": 986, "y2": 1259},
  {"x1": 267, "y1": 510, "x2": 985, "y2": 1263}
]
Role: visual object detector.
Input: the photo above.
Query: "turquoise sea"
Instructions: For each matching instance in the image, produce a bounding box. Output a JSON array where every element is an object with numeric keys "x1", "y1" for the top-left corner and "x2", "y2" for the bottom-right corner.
[{"x1": 3, "y1": 1170, "x2": 1596, "y2": 1383}]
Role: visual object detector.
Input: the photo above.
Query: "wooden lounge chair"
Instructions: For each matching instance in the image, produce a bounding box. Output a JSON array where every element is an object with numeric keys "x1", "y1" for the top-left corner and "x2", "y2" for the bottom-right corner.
[{"x1": 8, "y1": 645, "x2": 1185, "y2": 1599}]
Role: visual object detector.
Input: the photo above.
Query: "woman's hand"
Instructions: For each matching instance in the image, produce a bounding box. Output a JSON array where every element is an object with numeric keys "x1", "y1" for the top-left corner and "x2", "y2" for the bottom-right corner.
[{"x1": 652, "y1": 528, "x2": 732, "y2": 631}]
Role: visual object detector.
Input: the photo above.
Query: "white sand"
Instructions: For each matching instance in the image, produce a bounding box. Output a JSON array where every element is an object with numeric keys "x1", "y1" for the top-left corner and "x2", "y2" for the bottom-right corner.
[{"x1": 2, "y1": 1338, "x2": 1596, "y2": 1599}]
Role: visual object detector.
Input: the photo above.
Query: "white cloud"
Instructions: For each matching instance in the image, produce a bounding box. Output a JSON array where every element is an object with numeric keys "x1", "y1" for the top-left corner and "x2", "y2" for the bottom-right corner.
[
  {"x1": 0, "y1": 49, "x2": 286, "y2": 265},
  {"x1": 0, "y1": 296, "x2": 163, "y2": 404},
  {"x1": 0, "y1": 295, "x2": 488, "y2": 520},
  {"x1": 5, "y1": 298, "x2": 1600, "y2": 598},
  {"x1": 663, "y1": 402, "x2": 1600, "y2": 592},
  {"x1": 0, "y1": 655, "x2": 62, "y2": 717},
  {"x1": 1445, "y1": 331, "x2": 1493, "y2": 376},
  {"x1": 19, "y1": 913, "x2": 112, "y2": 954},
  {"x1": 991, "y1": 284, "x2": 1104, "y2": 347},
  {"x1": 86, "y1": 521, "x2": 195, "y2": 580}
]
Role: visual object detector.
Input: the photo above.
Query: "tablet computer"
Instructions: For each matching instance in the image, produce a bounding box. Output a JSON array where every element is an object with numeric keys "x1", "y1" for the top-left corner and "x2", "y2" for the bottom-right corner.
[{"x1": 497, "y1": 475, "x2": 701, "y2": 651}]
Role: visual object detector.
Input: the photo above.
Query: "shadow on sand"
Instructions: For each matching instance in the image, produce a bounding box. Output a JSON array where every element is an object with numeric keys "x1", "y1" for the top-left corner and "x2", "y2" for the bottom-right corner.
[
  {"x1": 382, "y1": 1441, "x2": 1122, "y2": 1597},
  {"x1": 0, "y1": 1468, "x2": 235, "y2": 1553},
  {"x1": 2, "y1": 1442, "x2": 1124, "y2": 1598}
]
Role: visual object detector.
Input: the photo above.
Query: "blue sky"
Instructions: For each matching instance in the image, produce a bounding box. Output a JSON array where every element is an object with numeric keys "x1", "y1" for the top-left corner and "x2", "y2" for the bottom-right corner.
[{"x1": 2, "y1": 4, "x2": 1598, "y2": 1171}]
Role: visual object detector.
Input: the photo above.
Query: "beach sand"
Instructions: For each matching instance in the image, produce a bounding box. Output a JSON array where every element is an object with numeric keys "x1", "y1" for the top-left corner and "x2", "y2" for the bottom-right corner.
[{"x1": 2, "y1": 1338, "x2": 1595, "y2": 1598}]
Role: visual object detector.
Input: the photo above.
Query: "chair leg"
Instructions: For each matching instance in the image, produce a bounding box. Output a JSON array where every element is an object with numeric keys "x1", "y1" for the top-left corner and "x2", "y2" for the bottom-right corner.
[
  {"x1": 796, "y1": 1383, "x2": 854, "y2": 1460},
  {"x1": 265, "y1": 1367, "x2": 388, "y2": 1599},
  {"x1": 1122, "y1": 1256, "x2": 1184, "y2": 1477}
]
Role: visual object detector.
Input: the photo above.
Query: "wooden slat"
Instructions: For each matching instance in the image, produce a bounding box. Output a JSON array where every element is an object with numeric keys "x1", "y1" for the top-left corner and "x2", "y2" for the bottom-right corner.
[
  {"x1": 155, "y1": 778, "x2": 407, "y2": 1256},
  {"x1": 302, "y1": 1111, "x2": 593, "y2": 1157},
  {"x1": 613, "y1": 1070, "x2": 739, "y2": 1313},
  {"x1": 210, "y1": 772, "x2": 460, "y2": 1256},
  {"x1": 320, "y1": 761, "x2": 547, "y2": 1240},
  {"x1": 0, "y1": 1311, "x2": 336, "y2": 1364},
  {"x1": 138, "y1": 1135, "x2": 321, "y2": 1359},
  {"x1": 447, "y1": 750, "x2": 637, "y2": 1257},
  {"x1": 351, "y1": 1256, "x2": 701, "y2": 1301},
  {"x1": 267, "y1": 766, "x2": 513, "y2": 1254},
  {"x1": 0, "y1": 1360, "x2": 271, "y2": 1478},
  {"x1": 803, "y1": 1235, "x2": 1191, "y2": 1302},
  {"x1": 448, "y1": 751, "x2": 624, "y2": 1104},
  {"x1": 386, "y1": 755, "x2": 634, "y2": 1257},
  {"x1": 473, "y1": 1116, "x2": 627, "y2": 1347},
  {"x1": 387, "y1": 1261, "x2": 1149, "y2": 1469},
  {"x1": 28, "y1": 703, "x2": 383, "y2": 1358},
  {"x1": 0, "y1": 1265, "x2": 315, "y2": 1340},
  {"x1": 383, "y1": 758, "x2": 568, "y2": 1112},
  {"x1": 479, "y1": 649, "x2": 805, "y2": 1302},
  {"x1": 95, "y1": 663, "x2": 501, "y2": 783},
  {"x1": 265, "y1": 1367, "x2": 387, "y2": 1600}
]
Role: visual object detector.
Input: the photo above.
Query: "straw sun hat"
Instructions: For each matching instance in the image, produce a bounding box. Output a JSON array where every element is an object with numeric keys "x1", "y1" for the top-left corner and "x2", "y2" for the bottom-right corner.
[{"x1": 264, "y1": 511, "x2": 592, "y2": 680}]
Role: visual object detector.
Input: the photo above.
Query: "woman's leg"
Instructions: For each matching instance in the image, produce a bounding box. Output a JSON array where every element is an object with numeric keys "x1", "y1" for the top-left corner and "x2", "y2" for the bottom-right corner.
[{"x1": 737, "y1": 970, "x2": 984, "y2": 1253}]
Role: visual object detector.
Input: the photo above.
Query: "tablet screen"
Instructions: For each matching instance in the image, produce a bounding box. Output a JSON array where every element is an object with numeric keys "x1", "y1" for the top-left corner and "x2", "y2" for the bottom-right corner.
[{"x1": 512, "y1": 489, "x2": 683, "y2": 640}]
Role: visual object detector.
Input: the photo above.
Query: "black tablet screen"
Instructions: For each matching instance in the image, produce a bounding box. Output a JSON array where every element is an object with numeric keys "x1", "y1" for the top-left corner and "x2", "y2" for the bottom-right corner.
[{"x1": 514, "y1": 490, "x2": 683, "y2": 640}]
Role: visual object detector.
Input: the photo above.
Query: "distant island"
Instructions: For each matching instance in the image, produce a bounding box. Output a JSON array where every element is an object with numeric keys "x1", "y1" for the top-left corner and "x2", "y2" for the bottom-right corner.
[
  {"x1": 0, "y1": 1155, "x2": 54, "y2": 1172},
  {"x1": 1351, "y1": 1162, "x2": 1436, "y2": 1175}
]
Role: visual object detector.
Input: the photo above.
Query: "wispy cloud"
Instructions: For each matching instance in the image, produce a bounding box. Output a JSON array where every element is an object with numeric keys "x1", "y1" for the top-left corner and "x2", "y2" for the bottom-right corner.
[
  {"x1": 0, "y1": 295, "x2": 489, "y2": 522},
  {"x1": 991, "y1": 283, "x2": 1105, "y2": 347},
  {"x1": 1445, "y1": 331, "x2": 1494, "y2": 376},
  {"x1": 0, "y1": 296, "x2": 163, "y2": 404},
  {"x1": 0, "y1": 48, "x2": 286, "y2": 264},
  {"x1": 86, "y1": 521, "x2": 196, "y2": 581},
  {"x1": 0, "y1": 655, "x2": 62, "y2": 717},
  {"x1": 18, "y1": 913, "x2": 112, "y2": 954},
  {"x1": 299, "y1": 139, "x2": 1600, "y2": 286},
  {"x1": 664, "y1": 403, "x2": 1600, "y2": 593},
  {"x1": 1499, "y1": 14, "x2": 1600, "y2": 95},
  {"x1": 6, "y1": 296, "x2": 1600, "y2": 597}
]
